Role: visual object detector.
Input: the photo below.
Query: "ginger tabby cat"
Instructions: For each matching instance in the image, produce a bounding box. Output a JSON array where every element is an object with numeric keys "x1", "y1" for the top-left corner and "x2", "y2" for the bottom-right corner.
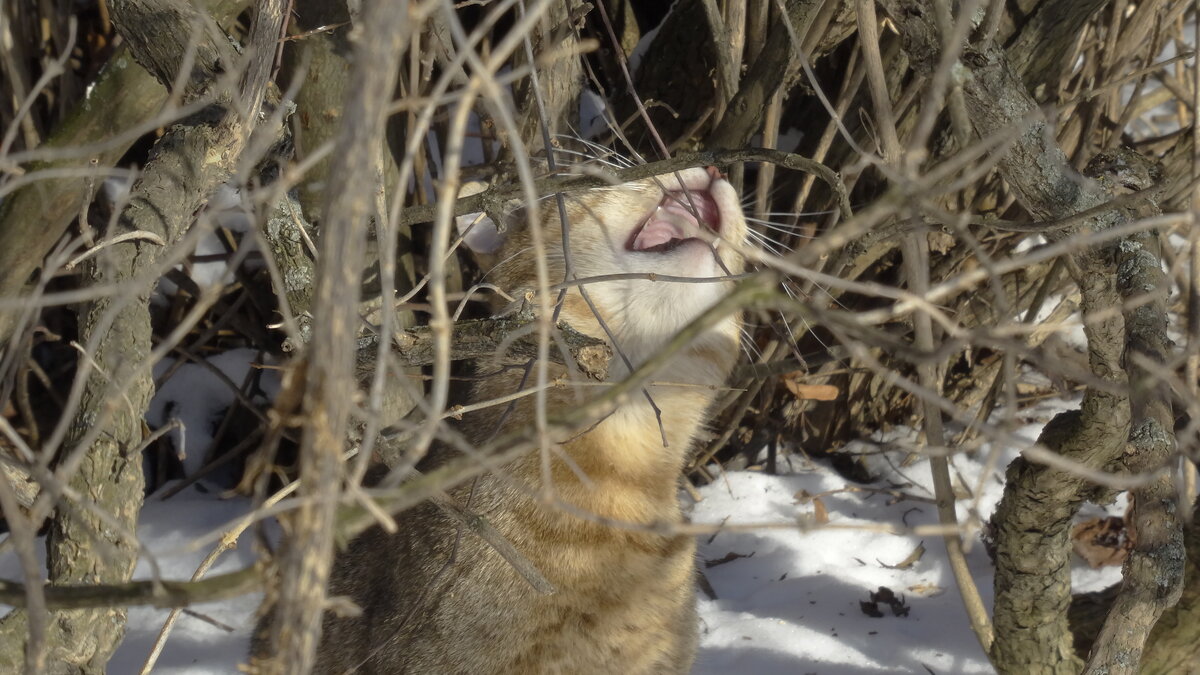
[{"x1": 252, "y1": 165, "x2": 748, "y2": 674}]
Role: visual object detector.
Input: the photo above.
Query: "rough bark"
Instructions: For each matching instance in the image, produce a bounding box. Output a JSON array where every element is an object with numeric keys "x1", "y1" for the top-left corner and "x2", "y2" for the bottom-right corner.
[
  {"x1": 106, "y1": 0, "x2": 239, "y2": 100},
  {"x1": 253, "y1": 1, "x2": 412, "y2": 671},
  {"x1": 1005, "y1": 0, "x2": 1108, "y2": 101},
  {"x1": 705, "y1": 0, "x2": 827, "y2": 150},
  {"x1": 358, "y1": 315, "x2": 612, "y2": 383},
  {"x1": 0, "y1": 0, "x2": 283, "y2": 670},
  {"x1": 277, "y1": 0, "x2": 419, "y2": 433},
  {"x1": 879, "y1": 1, "x2": 1186, "y2": 672},
  {"x1": 510, "y1": 0, "x2": 584, "y2": 153},
  {"x1": 260, "y1": 189, "x2": 318, "y2": 347},
  {"x1": 1081, "y1": 150, "x2": 1182, "y2": 675},
  {"x1": 989, "y1": 412, "x2": 1116, "y2": 674},
  {"x1": 1070, "y1": 500, "x2": 1200, "y2": 671},
  {"x1": 1125, "y1": 501, "x2": 1200, "y2": 673},
  {"x1": 978, "y1": 234, "x2": 1134, "y2": 675},
  {"x1": 0, "y1": 0, "x2": 250, "y2": 345},
  {"x1": 278, "y1": 0, "x2": 356, "y2": 219}
]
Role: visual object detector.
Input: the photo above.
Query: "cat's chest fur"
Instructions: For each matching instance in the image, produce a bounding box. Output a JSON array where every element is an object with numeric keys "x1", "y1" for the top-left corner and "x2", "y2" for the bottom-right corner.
[
  {"x1": 304, "y1": 349, "x2": 727, "y2": 675},
  {"x1": 312, "y1": 440, "x2": 701, "y2": 674}
]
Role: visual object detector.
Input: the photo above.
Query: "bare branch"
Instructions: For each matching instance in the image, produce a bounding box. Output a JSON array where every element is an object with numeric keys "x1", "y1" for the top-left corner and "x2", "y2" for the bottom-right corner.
[
  {"x1": 255, "y1": 0, "x2": 414, "y2": 671},
  {"x1": 0, "y1": 0, "x2": 285, "y2": 668}
]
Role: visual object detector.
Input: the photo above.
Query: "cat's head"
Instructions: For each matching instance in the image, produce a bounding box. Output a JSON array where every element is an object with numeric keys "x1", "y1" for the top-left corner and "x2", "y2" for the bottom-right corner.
[{"x1": 460, "y1": 166, "x2": 748, "y2": 371}]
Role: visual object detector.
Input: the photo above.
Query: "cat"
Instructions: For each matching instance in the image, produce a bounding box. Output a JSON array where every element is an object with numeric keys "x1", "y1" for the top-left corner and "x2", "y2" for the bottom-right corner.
[{"x1": 252, "y1": 165, "x2": 748, "y2": 674}]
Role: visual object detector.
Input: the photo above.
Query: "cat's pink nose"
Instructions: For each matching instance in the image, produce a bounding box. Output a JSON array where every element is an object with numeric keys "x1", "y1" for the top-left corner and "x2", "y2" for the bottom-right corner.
[{"x1": 706, "y1": 166, "x2": 722, "y2": 180}]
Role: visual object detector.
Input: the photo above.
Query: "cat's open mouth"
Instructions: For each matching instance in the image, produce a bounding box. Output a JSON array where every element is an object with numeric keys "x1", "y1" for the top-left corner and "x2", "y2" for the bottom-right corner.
[{"x1": 626, "y1": 187, "x2": 722, "y2": 254}]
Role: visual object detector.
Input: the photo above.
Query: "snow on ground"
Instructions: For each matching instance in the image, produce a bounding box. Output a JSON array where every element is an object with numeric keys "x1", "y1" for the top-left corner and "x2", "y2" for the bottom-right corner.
[
  {"x1": 692, "y1": 465, "x2": 1000, "y2": 675},
  {"x1": 148, "y1": 348, "x2": 280, "y2": 478},
  {"x1": 690, "y1": 387, "x2": 1125, "y2": 675},
  {"x1": 108, "y1": 491, "x2": 266, "y2": 674},
  {"x1": 0, "y1": 371, "x2": 1128, "y2": 674},
  {"x1": 0, "y1": 488, "x2": 265, "y2": 674}
]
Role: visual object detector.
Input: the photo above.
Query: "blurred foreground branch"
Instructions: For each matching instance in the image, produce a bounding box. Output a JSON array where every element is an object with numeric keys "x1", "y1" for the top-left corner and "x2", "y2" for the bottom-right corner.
[{"x1": 253, "y1": 0, "x2": 412, "y2": 671}]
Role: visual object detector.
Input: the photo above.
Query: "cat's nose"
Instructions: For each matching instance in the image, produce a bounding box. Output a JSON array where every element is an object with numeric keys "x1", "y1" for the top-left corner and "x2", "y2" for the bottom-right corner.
[{"x1": 706, "y1": 165, "x2": 723, "y2": 181}]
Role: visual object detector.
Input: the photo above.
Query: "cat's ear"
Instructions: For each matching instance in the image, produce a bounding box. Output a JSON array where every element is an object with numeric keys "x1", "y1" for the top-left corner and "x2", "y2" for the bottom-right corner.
[{"x1": 456, "y1": 181, "x2": 504, "y2": 255}]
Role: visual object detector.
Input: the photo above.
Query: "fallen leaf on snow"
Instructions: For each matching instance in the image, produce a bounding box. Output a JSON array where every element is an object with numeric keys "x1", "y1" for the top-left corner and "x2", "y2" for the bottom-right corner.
[
  {"x1": 879, "y1": 541, "x2": 925, "y2": 569},
  {"x1": 906, "y1": 582, "x2": 944, "y2": 597},
  {"x1": 861, "y1": 586, "x2": 911, "y2": 618},
  {"x1": 812, "y1": 497, "x2": 830, "y2": 524}
]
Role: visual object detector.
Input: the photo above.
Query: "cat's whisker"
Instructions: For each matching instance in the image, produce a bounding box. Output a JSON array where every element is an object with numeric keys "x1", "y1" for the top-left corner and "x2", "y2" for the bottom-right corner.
[
  {"x1": 739, "y1": 179, "x2": 792, "y2": 212},
  {"x1": 776, "y1": 313, "x2": 806, "y2": 354},
  {"x1": 756, "y1": 210, "x2": 838, "y2": 217},
  {"x1": 743, "y1": 217, "x2": 817, "y2": 241},
  {"x1": 782, "y1": 308, "x2": 836, "y2": 357},
  {"x1": 738, "y1": 326, "x2": 762, "y2": 362},
  {"x1": 551, "y1": 147, "x2": 626, "y2": 170},
  {"x1": 574, "y1": 136, "x2": 637, "y2": 167},
  {"x1": 744, "y1": 229, "x2": 794, "y2": 255},
  {"x1": 742, "y1": 216, "x2": 825, "y2": 253},
  {"x1": 552, "y1": 134, "x2": 637, "y2": 168}
]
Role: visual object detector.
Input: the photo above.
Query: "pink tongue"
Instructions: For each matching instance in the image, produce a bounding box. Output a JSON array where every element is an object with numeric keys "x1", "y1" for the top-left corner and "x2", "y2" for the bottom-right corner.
[
  {"x1": 631, "y1": 190, "x2": 719, "y2": 251},
  {"x1": 632, "y1": 217, "x2": 686, "y2": 249}
]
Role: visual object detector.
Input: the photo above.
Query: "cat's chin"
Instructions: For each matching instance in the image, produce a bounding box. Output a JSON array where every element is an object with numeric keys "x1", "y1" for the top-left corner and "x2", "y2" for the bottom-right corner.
[{"x1": 655, "y1": 239, "x2": 736, "y2": 282}]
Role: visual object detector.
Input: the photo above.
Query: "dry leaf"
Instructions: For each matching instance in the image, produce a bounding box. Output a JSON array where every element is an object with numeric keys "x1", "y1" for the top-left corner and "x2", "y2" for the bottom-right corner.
[
  {"x1": 1014, "y1": 382, "x2": 1044, "y2": 396},
  {"x1": 704, "y1": 551, "x2": 754, "y2": 568},
  {"x1": 812, "y1": 497, "x2": 829, "y2": 525},
  {"x1": 907, "y1": 582, "x2": 944, "y2": 597},
  {"x1": 927, "y1": 230, "x2": 955, "y2": 255},
  {"x1": 781, "y1": 371, "x2": 839, "y2": 401},
  {"x1": 792, "y1": 490, "x2": 830, "y2": 523},
  {"x1": 859, "y1": 600, "x2": 884, "y2": 618},
  {"x1": 880, "y1": 541, "x2": 925, "y2": 569}
]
